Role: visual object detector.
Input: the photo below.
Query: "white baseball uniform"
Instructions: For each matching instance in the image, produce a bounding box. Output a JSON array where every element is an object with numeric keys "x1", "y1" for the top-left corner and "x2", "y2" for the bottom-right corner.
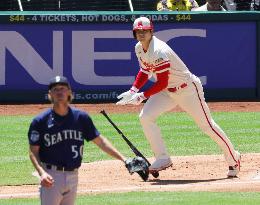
[{"x1": 134, "y1": 36, "x2": 240, "y2": 166}]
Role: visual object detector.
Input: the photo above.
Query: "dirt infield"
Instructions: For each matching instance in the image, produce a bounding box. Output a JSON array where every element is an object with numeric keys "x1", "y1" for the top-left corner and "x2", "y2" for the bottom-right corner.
[
  {"x1": 0, "y1": 154, "x2": 260, "y2": 199},
  {"x1": 1, "y1": 102, "x2": 260, "y2": 115},
  {"x1": 0, "y1": 102, "x2": 260, "y2": 199}
]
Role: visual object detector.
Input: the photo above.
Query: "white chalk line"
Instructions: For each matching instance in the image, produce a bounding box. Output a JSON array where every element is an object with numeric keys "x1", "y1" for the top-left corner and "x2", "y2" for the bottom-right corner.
[{"x1": 0, "y1": 179, "x2": 260, "y2": 199}]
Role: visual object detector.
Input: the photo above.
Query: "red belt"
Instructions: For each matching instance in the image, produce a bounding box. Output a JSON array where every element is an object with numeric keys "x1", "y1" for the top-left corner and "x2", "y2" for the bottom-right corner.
[{"x1": 167, "y1": 83, "x2": 187, "y2": 93}]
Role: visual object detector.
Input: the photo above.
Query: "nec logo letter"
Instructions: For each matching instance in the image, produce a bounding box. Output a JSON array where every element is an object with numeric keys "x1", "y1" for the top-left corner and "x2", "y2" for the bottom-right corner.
[
  {"x1": 0, "y1": 29, "x2": 206, "y2": 86},
  {"x1": 0, "y1": 31, "x2": 63, "y2": 85},
  {"x1": 72, "y1": 30, "x2": 134, "y2": 85}
]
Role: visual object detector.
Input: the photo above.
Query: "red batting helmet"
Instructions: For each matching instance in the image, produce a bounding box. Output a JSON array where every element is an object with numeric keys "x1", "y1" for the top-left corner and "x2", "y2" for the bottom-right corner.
[{"x1": 133, "y1": 17, "x2": 153, "y2": 38}]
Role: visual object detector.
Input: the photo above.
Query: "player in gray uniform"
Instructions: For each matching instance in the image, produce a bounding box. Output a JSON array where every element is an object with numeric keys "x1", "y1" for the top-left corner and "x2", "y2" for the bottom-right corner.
[{"x1": 28, "y1": 76, "x2": 126, "y2": 205}]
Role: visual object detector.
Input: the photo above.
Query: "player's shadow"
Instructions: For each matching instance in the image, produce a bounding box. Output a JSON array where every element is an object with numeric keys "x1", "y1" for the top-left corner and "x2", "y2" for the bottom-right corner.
[{"x1": 149, "y1": 177, "x2": 228, "y2": 185}]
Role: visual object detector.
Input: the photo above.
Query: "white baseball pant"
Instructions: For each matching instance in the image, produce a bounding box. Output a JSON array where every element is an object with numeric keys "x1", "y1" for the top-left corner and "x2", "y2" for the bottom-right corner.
[{"x1": 139, "y1": 76, "x2": 240, "y2": 166}]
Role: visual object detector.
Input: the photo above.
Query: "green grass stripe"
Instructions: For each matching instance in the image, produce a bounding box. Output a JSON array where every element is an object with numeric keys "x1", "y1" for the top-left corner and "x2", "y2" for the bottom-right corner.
[{"x1": 1, "y1": 192, "x2": 260, "y2": 205}]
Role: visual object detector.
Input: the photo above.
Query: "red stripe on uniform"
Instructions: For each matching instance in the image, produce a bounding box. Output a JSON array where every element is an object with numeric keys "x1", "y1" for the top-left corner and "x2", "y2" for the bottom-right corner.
[
  {"x1": 155, "y1": 60, "x2": 170, "y2": 67},
  {"x1": 192, "y1": 82, "x2": 237, "y2": 163},
  {"x1": 154, "y1": 63, "x2": 170, "y2": 72},
  {"x1": 141, "y1": 66, "x2": 150, "y2": 72}
]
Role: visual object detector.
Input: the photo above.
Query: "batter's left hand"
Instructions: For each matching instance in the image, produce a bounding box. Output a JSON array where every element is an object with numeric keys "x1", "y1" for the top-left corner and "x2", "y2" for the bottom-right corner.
[{"x1": 128, "y1": 92, "x2": 146, "y2": 105}]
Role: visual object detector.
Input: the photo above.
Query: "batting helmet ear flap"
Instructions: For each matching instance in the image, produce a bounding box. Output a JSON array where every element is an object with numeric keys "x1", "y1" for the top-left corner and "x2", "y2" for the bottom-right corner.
[{"x1": 133, "y1": 30, "x2": 137, "y2": 39}]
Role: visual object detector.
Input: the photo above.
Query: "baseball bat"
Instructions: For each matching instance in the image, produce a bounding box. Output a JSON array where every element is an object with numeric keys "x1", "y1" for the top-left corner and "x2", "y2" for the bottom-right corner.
[{"x1": 100, "y1": 110, "x2": 159, "y2": 178}]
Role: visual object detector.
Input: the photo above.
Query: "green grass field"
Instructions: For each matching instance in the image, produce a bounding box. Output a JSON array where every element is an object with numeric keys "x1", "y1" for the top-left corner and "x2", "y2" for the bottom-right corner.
[
  {"x1": 1, "y1": 192, "x2": 260, "y2": 205},
  {"x1": 0, "y1": 111, "x2": 259, "y2": 204}
]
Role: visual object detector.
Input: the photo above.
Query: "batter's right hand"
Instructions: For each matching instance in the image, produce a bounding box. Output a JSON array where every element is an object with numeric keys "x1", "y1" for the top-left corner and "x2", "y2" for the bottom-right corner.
[
  {"x1": 40, "y1": 172, "x2": 54, "y2": 188},
  {"x1": 116, "y1": 89, "x2": 136, "y2": 105}
]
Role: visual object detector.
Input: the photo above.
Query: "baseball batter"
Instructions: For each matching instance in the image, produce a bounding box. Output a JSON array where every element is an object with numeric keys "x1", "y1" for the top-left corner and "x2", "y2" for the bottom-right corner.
[
  {"x1": 28, "y1": 76, "x2": 126, "y2": 205},
  {"x1": 117, "y1": 17, "x2": 241, "y2": 177}
]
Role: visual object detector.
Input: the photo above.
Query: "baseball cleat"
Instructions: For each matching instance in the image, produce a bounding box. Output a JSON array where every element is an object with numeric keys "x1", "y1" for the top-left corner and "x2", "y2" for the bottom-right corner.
[
  {"x1": 227, "y1": 152, "x2": 241, "y2": 177},
  {"x1": 149, "y1": 158, "x2": 173, "y2": 172}
]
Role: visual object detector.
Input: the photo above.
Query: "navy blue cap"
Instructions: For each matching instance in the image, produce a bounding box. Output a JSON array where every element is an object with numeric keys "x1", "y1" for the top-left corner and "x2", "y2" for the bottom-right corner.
[{"x1": 48, "y1": 76, "x2": 71, "y2": 90}]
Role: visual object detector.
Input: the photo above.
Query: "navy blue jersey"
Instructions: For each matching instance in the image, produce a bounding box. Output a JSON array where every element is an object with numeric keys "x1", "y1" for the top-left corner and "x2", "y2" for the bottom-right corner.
[{"x1": 28, "y1": 107, "x2": 100, "y2": 169}]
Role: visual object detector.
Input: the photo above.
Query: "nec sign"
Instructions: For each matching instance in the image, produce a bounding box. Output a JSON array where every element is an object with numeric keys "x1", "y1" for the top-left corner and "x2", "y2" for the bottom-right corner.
[{"x1": 0, "y1": 28, "x2": 206, "y2": 87}]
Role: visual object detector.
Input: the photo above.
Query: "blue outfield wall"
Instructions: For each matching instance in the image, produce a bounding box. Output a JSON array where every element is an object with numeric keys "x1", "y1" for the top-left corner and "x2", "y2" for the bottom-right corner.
[{"x1": 0, "y1": 11, "x2": 260, "y2": 103}]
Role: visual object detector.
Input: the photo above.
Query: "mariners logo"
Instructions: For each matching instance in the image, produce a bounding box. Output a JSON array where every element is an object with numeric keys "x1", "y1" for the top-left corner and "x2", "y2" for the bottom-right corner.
[{"x1": 30, "y1": 130, "x2": 40, "y2": 142}]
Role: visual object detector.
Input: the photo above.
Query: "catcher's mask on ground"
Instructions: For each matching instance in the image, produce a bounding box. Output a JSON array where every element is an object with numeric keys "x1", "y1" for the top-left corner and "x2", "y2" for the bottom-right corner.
[
  {"x1": 133, "y1": 17, "x2": 153, "y2": 39},
  {"x1": 48, "y1": 76, "x2": 73, "y2": 103}
]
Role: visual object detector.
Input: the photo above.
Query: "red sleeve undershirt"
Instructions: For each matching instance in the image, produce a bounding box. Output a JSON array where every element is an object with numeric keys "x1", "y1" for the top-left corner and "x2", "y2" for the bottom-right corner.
[
  {"x1": 132, "y1": 70, "x2": 169, "y2": 98},
  {"x1": 133, "y1": 70, "x2": 149, "y2": 90}
]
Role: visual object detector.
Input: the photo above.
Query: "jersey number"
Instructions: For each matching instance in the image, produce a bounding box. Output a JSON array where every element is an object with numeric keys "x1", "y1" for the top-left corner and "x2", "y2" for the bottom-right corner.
[{"x1": 71, "y1": 145, "x2": 83, "y2": 159}]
